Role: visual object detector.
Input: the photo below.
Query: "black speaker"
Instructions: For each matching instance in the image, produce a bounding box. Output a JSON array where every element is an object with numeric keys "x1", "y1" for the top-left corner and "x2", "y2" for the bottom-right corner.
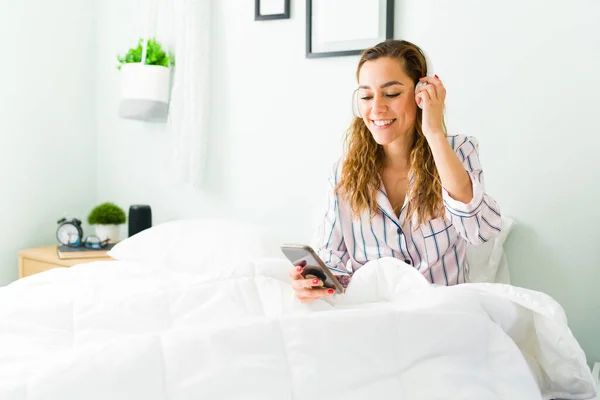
[{"x1": 128, "y1": 205, "x2": 152, "y2": 237}]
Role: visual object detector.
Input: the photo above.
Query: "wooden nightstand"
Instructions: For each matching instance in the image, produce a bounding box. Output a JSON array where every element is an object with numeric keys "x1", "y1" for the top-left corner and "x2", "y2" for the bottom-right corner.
[{"x1": 18, "y1": 246, "x2": 114, "y2": 279}]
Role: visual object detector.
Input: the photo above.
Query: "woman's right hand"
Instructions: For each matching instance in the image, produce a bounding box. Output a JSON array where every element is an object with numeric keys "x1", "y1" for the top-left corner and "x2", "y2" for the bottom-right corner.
[{"x1": 288, "y1": 260, "x2": 335, "y2": 303}]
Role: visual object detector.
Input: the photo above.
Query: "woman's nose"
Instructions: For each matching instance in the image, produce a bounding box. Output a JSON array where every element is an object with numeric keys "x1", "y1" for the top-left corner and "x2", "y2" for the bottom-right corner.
[{"x1": 371, "y1": 95, "x2": 387, "y2": 113}]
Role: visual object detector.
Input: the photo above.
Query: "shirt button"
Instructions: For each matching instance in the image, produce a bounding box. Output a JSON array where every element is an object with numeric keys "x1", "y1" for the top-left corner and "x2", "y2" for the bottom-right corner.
[
  {"x1": 397, "y1": 228, "x2": 402, "y2": 234},
  {"x1": 405, "y1": 259, "x2": 411, "y2": 265}
]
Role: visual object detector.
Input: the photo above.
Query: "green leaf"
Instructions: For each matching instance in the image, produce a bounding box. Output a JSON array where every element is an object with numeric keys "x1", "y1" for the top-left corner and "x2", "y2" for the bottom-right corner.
[
  {"x1": 87, "y1": 202, "x2": 126, "y2": 225},
  {"x1": 116, "y1": 37, "x2": 174, "y2": 68}
]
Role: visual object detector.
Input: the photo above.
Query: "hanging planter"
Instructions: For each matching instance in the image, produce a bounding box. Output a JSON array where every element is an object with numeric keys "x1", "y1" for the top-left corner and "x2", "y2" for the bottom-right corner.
[{"x1": 117, "y1": 38, "x2": 175, "y2": 122}]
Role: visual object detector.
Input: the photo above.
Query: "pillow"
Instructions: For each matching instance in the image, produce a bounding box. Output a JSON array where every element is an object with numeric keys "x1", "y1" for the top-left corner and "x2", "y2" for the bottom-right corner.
[
  {"x1": 108, "y1": 218, "x2": 286, "y2": 266},
  {"x1": 466, "y1": 216, "x2": 515, "y2": 284}
]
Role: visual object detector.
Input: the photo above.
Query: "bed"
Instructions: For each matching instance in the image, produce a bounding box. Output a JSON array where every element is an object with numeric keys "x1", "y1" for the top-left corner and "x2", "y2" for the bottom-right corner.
[{"x1": 0, "y1": 218, "x2": 595, "y2": 400}]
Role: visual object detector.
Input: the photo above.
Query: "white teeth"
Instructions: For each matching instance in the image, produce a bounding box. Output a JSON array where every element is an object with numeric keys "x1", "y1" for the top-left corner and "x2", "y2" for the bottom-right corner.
[{"x1": 373, "y1": 119, "x2": 394, "y2": 126}]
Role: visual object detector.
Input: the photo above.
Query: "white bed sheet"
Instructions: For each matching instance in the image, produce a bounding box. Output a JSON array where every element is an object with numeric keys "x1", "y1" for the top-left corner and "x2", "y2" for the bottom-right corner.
[{"x1": 0, "y1": 256, "x2": 595, "y2": 400}]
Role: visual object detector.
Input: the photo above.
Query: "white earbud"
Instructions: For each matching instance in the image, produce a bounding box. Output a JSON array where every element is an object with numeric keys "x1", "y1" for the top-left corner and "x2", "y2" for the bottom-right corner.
[{"x1": 352, "y1": 88, "x2": 362, "y2": 118}]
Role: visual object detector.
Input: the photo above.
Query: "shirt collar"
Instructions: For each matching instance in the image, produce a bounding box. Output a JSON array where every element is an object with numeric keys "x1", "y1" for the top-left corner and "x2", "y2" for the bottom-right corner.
[{"x1": 376, "y1": 172, "x2": 414, "y2": 223}]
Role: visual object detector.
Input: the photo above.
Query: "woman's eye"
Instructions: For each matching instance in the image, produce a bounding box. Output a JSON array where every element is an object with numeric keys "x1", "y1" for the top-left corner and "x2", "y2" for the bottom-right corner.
[{"x1": 359, "y1": 93, "x2": 399, "y2": 101}]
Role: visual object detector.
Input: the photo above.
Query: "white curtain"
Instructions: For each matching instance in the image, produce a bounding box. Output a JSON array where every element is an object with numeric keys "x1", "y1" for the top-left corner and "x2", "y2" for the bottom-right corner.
[{"x1": 164, "y1": 0, "x2": 211, "y2": 188}]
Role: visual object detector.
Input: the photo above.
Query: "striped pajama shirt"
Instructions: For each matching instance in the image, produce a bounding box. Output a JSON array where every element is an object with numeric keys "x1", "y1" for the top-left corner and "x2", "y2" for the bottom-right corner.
[{"x1": 315, "y1": 135, "x2": 502, "y2": 285}]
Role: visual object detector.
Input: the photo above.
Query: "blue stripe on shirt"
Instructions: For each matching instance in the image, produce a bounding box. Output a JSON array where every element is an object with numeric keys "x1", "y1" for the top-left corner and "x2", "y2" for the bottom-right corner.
[
  {"x1": 461, "y1": 218, "x2": 469, "y2": 242},
  {"x1": 360, "y1": 219, "x2": 368, "y2": 262},
  {"x1": 351, "y1": 220, "x2": 356, "y2": 260},
  {"x1": 444, "y1": 196, "x2": 485, "y2": 217},
  {"x1": 381, "y1": 215, "x2": 395, "y2": 257},
  {"x1": 332, "y1": 161, "x2": 346, "y2": 253},
  {"x1": 409, "y1": 229, "x2": 423, "y2": 267},
  {"x1": 338, "y1": 250, "x2": 347, "y2": 268},
  {"x1": 428, "y1": 222, "x2": 440, "y2": 261},
  {"x1": 423, "y1": 223, "x2": 453, "y2": 238},
  {"x1": 370, "y1": 219, "x2": 381, "y2": 258},
  {"x1": 483, "y1": 199, "x2": 501, "y2": 217},
  {"x1": 469, "y1": 140, "x2": 476, "y2": 153},
  {"x1": 336, "y1": 200, "x2": 345, "y2": 251},
  {"x1": 452, "y1": 244, "x2": 460, "y2": 284},
  {"x1": 481, "y1": 215, "x2": 501, "y2": 232},
  {"x1": 380, "y1": 207, "x2": 405, "y2": 259},
  {"x1": 428, "y1": 221, "x2": 448, "y2": 285},
  {"x1": 398, "y1": 234, "x2": 414, "y2": 264},
  {"x1": 443, "y1": 220, "x2": 451, "y2": 245},
  {"x1": 476, "y1": 215, "x2": 488, "y2": 243},
  {"x1": 398, "y1": 234, "x2": 412, "y2": 266}
]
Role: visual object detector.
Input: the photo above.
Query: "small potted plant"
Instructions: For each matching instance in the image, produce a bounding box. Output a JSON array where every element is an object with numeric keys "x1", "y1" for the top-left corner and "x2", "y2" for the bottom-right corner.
[
  {"x1": 117, "y1": 37, "x2": 175, "y2": 121},
  {"x1": 87, "y1": 202, "x2": 127, "y2": 243}
]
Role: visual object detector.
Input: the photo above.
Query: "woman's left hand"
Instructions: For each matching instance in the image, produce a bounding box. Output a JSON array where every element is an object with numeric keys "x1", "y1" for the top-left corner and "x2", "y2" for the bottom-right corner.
[{"x1": 415, "y1": 75, "x2": 446, "y2": 138}]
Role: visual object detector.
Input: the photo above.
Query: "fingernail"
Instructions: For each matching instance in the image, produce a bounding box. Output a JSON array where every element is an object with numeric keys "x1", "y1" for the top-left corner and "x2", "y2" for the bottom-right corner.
[
  {"x1": 312, "y1": 278, "x2": 319, "y2": 285},
  {"x1": 296, "y1": 266, "x2": 303, "y2": 272},
  {"x1": 328, "y1": 289, "x2": 334, "y2": 294},
  {"x1": 434, "y1": 74, "x2": 439, "y2": 79}
]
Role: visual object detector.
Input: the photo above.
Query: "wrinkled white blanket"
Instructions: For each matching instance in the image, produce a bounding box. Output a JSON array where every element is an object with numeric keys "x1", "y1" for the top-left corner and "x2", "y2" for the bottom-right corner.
[{"x1": 0, "y1": 257, "x2": 595, "y2": 400}]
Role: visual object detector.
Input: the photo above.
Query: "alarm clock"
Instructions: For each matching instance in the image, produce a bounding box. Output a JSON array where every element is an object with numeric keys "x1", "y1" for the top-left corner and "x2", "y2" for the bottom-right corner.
[{"x1": 56, "y1": 218, "x2": 83, "y2": 246}]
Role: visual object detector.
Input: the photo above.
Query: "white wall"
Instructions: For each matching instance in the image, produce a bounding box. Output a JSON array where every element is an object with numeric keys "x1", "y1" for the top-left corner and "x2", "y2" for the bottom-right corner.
[
  {"x1": 95, "y1": 0, "x2": 600, "y2": 363},
  {"x1": 399, "y1": 0, "x2": 600, "y2": 366},
  {"x1": 0, "y1": 0, "x2": 97, "y2": 285},
  {"x1": 95, "y1": 0, "x2": 355, "y2": 244}
]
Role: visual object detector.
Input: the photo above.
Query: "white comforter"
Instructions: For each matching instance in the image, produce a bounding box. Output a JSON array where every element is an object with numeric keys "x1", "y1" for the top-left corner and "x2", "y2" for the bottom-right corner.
[{"x1": 0, "y1": 256, "x2": 595, "y2": 400}]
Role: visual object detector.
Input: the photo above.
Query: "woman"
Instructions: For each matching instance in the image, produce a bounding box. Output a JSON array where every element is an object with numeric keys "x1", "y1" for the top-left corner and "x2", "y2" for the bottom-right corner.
[{"x1": 290, "y1": 40, "x2": 502, "y2": 303}]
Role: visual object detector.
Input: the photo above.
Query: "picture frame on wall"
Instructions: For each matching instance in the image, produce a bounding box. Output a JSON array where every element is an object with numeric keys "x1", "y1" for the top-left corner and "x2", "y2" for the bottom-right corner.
[
  {"x1": 306, "y1": 0, "x2": 394, "y2": 58},
  {"x1": 255, "y1": 0, "x2": 291, "y2": 21}
]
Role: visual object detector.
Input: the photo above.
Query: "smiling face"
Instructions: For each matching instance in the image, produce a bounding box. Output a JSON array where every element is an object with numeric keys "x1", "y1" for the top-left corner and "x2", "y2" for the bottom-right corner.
[{"x1": 357, "y1": 57, "x2": 418, "y2": 146}]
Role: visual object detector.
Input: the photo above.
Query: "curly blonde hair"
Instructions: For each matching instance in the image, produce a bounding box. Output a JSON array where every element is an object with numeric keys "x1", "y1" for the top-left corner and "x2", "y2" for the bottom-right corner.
[{"x1": 336, "y1": 40, "x2": 446, "y2": 228}]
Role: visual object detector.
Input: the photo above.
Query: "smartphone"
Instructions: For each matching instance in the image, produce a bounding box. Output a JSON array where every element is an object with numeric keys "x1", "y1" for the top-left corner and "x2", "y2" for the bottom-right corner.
[{"x1": 280, "y1": 244, "x2": 348, "y2": 294}]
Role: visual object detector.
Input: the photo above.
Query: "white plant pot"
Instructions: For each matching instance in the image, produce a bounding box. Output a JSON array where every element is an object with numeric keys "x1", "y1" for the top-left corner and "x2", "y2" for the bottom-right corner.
[
  {"x1": 95, "y1": 224, "x2": 120, "y2": 243},
  {"x1": 118, "y1": 63, "x2": 171, "y2": 122}
]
